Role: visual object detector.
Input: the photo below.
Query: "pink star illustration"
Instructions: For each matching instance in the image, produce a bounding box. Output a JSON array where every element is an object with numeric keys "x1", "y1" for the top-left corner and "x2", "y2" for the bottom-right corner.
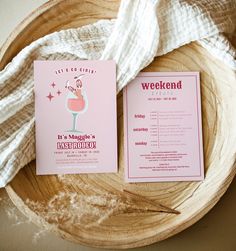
[
  {"x1": 51, "y1": 82, "x2": 56, "y2": 88},
  {"x1": 46, "y1": 92, "x2": 54, "y2": 101},
  {"x1": 57, "y1": 90, "x2": 61, "y2": 96}
]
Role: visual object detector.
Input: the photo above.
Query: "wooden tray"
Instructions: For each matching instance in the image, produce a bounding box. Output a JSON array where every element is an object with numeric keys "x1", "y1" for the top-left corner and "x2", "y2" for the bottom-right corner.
[{"x1": 1, "y1": 0, "x2": 236, "y2": 249}]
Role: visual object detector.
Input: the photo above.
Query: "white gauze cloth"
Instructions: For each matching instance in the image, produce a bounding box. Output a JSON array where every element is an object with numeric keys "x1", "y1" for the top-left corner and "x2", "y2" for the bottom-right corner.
[{"x1": 0, "y1": 0, "x2": 236, "y2": 187}]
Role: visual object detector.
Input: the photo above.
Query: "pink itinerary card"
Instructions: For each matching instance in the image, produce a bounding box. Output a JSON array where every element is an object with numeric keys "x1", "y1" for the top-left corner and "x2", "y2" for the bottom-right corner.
[
  {"x1": 34, "y1": 60, "x2": 117, "y2": 175},
  {"x1": 123, "y1": 72, "x2": 204, "y2": 182}
]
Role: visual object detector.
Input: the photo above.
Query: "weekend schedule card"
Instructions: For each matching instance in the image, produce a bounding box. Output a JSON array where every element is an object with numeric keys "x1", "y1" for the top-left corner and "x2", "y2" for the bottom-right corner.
[
  {"x1": 123, "y1": 72, "x2": 204, "y2": 182},
  {"x1": 34, "y1": 60, "x2": 117, "y2": 175}
]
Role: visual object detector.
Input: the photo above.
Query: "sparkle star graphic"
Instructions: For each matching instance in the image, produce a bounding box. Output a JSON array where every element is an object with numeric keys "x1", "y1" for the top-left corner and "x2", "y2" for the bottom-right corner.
[
  {"x1": 57, "y1": 90, "x2": 61, "y2": 96},
  {"x1": 51, "y1": 82, "x2": 56, "y2": 88},
  {"x1": 46, "y1": 92, "x2": 54, "y2": 101}
]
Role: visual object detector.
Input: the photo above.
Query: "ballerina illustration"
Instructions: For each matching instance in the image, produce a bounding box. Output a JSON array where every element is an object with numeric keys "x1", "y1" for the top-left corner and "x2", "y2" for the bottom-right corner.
[{"x1": 65, "y1": 74, "x2": 88, "y2": 132}]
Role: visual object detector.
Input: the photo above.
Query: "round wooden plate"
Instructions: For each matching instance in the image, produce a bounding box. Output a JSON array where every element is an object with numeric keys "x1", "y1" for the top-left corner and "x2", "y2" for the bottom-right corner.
[{"x1": 1, "y1": 0, "x2": 236, "y2": 249}]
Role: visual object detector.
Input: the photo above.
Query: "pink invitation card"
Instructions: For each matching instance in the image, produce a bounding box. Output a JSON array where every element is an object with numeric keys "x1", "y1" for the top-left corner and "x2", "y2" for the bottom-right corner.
[
  {"x1": 34, "y1": 60, "x2": 117, "y2": 175},
  {"x1": 123, "y1": 72, "x2": 204, "y2": 182}
]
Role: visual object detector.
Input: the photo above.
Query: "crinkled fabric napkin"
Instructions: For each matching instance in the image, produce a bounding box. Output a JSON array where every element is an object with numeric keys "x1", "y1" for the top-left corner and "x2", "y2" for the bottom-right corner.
[{"x1": 0, "y1": 0, "x2": 236, "y2": 187}]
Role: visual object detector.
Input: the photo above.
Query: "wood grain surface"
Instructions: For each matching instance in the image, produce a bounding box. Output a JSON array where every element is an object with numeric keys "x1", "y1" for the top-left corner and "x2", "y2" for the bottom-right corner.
[{"x1": 1, "y1": 0, "x2": 236, "y2": 249}]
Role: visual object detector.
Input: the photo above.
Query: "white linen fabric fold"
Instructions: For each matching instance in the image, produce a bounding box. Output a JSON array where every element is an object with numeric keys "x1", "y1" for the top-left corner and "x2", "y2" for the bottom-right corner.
[{"x1": 0, "y1": 0, "x2": 235, "y2": 187}]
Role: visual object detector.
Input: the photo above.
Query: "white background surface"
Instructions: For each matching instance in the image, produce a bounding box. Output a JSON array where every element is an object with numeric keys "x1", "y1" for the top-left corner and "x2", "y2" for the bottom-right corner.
[{"x1": 0, "y1": 1, "x2": 236, "y2": 250}]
